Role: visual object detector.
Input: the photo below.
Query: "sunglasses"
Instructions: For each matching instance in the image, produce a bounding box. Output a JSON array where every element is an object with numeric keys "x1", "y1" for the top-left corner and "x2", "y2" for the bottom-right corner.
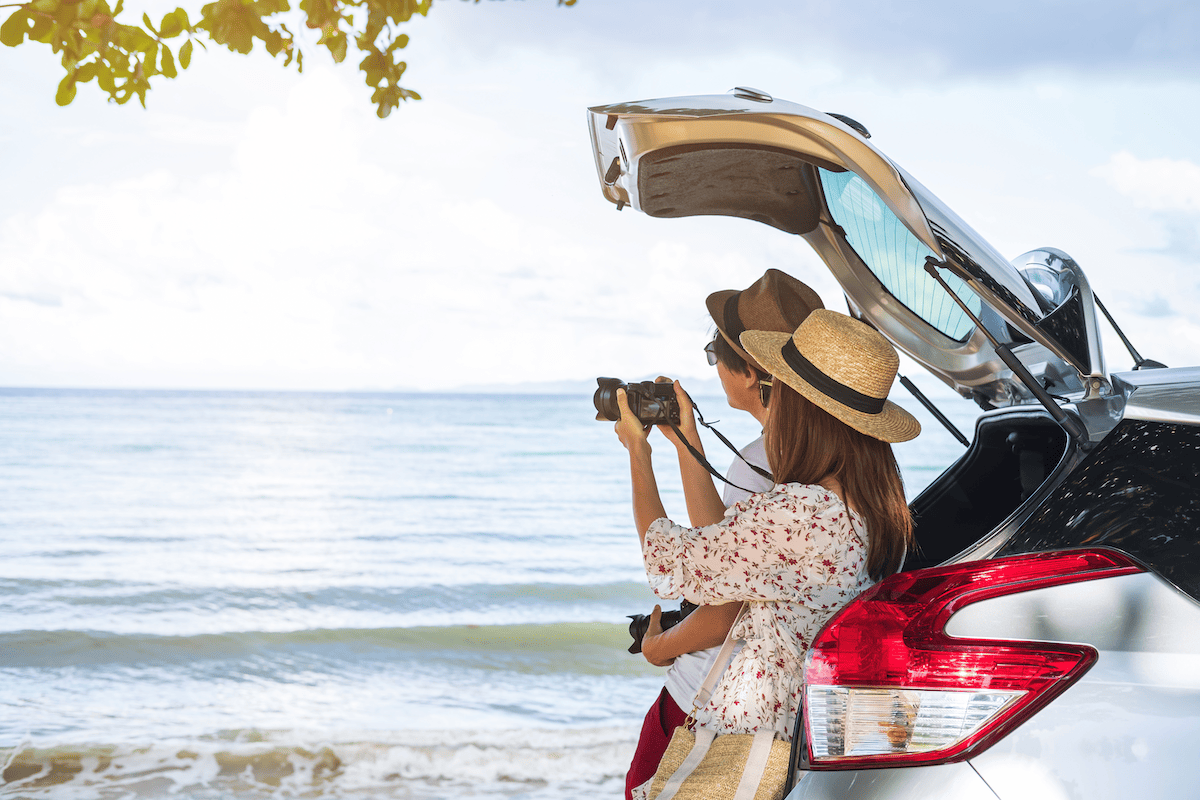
[
  {"x1": 758, "y1": 379, "x2": 773, "y2": 407},
  {"x1": 704, "y1": 338, "x2": 718, "y2": 366}
]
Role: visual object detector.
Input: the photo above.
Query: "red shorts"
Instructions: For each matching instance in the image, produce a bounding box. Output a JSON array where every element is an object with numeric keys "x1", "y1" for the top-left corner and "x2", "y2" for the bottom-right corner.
[{"x1": 625, "y1": 687, "x2": 689, "y2": 799}]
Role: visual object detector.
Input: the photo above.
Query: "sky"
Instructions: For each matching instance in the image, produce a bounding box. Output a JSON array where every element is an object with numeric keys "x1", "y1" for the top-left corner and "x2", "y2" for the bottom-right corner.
[{"x1": 1, "y1": 0, "x2": 1198, "y2": 392}]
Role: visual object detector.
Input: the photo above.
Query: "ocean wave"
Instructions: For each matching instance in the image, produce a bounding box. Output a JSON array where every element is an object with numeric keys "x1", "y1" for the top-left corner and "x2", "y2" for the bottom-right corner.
[
  {"x1": 0, "y1": 623, "x2": 650, "y2": 674},
  {"x1": 0, "y1": 726, "x2": 638, "y2": 799},
  {"x1": 0, "y1": 580, "x2": 662, "y2": 639},
  {"x1": 0, "y1": 578, "x2": 653, "y2": 609}
]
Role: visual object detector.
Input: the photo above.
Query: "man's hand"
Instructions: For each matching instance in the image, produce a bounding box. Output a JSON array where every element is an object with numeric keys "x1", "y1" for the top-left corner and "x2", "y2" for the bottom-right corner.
[{"x1": 655, "y1": 378, "x2": 702, "y2": 453}]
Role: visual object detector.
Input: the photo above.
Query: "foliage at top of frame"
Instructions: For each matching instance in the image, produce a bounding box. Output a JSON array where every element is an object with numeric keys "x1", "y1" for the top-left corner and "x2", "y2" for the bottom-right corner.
[{"x1": 1, "y1": 0, "x2": 576, "y2": 117}]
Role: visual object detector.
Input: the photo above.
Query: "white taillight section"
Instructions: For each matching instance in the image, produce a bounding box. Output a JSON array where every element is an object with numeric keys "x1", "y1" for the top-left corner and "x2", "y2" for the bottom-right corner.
[
  {"x1": 802, "y1": 549, "x2": 1143, "y2": 769},
  {"x1": 806, "y1": 687, "x2": 1021, "y2": 760}
]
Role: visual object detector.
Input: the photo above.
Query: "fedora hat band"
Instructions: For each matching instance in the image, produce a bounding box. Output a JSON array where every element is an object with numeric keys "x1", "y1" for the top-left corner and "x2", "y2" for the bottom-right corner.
[
  {"x1": 722, "y1": 292, "x2": 745, "y2": 341},
  {"x1": 781, "y1": 338, "x2": 885, "y2": 415}
]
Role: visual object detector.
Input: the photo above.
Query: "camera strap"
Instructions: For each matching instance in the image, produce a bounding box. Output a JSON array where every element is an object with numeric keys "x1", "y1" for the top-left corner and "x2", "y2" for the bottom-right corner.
[
  {"x1": 693, "y1": 403, "x2": 773, "y2": 483},
  {"x1": 666, "y1": 397, "x2": 774, "y2": 496}
]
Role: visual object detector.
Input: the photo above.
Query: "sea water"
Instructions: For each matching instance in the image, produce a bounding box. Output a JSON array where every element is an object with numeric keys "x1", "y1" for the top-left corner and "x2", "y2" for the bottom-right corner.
[{"x1": 0, "y1": 387, "x2": 976, "y2": 798}]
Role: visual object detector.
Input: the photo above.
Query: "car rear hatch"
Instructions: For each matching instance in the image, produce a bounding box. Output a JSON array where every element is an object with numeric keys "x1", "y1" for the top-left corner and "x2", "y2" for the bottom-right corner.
[{"x1": 587, "y1": 91, "x2": 1109, "y2": 412}]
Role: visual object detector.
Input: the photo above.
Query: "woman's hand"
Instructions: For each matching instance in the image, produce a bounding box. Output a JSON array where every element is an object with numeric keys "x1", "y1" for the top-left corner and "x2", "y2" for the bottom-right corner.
[
  {"x1": 639, "y1": 605, "x2": 676, "y2": 667},
  {"x1": 614, "y1": 388, "x2": 652, "y2": 453},
  {"x1": 655, "y1": 378, "x2": 702, "y2": 453},
  {"x1": 617, "y1": 388, "x2": 668, "y2": 543}
]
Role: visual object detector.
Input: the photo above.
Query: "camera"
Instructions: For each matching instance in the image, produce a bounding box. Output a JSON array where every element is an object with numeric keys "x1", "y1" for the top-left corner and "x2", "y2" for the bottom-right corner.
[
  {"x1": 626, "y1": 600, "x2": 697, "y2": 654},
  {"x1": 594, "y1": 378, "x2": 681, "y2": 426}
]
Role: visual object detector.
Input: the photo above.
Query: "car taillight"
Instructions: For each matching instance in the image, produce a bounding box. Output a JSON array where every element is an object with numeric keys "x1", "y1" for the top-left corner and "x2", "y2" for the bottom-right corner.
[{"x1": 802, "y1": 549, "x2": 1143, "y2": 769}]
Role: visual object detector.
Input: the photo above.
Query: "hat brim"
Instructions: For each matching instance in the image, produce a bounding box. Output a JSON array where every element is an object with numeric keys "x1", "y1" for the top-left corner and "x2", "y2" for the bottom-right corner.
[
  {"x1": 740, "y1": 330, "x2": 921, "y2": 443},
  {"x1": 705, "y1": 289, "x2": 759, "y2": 368}
]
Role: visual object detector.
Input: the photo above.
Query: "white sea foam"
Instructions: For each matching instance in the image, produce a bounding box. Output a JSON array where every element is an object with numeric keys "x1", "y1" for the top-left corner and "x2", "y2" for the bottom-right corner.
[{"x1": 0, "y1": 727, "x2": 639, "y2": 799}]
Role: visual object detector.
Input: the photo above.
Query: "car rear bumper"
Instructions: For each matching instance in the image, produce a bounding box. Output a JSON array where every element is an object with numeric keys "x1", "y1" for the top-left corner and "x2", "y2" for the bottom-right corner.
[{"x1": 786, "y1": 762, "x2": 999, "y2": 800}]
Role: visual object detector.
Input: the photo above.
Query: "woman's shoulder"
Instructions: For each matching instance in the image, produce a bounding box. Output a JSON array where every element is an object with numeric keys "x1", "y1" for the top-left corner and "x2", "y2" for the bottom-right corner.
[
  {"x1": 732, "y1": 482, "x2": 840, "y2": 514},
  {"x1": 775, "y1": 482, "x2": 841, "y2": 505}
]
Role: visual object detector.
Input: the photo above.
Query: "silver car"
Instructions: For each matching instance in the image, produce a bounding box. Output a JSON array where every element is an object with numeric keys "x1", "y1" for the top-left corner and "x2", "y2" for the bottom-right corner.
[{"x1": 587, "y1": 90, "x2": 1200, "y2": 799}]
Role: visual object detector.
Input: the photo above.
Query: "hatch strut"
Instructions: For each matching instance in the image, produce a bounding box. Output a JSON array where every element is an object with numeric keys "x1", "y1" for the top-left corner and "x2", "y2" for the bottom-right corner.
[
  {"x1": 1093, "y1": 294, "x2": 1167, "y2": 370},
  {"x1": 924, "y1": 258, "x2": 1092, "y2": 449},
  {"x1": 899, "y1": 375, "x2": 969, "y2": 446}
]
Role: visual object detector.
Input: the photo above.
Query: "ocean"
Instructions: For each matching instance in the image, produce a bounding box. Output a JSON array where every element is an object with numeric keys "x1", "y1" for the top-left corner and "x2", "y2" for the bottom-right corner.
[{"x1": 0, "y1": 386, "x2": 976, "y2": 798}]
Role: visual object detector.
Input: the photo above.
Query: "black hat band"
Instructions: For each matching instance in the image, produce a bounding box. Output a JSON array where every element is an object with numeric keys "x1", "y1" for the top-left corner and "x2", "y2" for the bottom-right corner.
[{"x1": 781, "y1": 338, "x2": 886, "y2": 415}]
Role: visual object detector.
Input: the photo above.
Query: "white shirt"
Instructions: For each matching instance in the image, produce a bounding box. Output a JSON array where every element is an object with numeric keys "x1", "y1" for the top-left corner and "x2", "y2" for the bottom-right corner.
[{"x1": 662, "y1": 435, "x2": 773, "y2": 710}]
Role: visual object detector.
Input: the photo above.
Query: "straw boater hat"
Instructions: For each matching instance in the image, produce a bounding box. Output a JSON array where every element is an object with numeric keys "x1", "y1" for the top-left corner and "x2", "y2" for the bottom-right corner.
[
  {"x1": 740, "y1": 310, "x2": 921, "y2": 443},
  {"x1": 706, "y1": 269, "x2": 824, "y2": 370}
]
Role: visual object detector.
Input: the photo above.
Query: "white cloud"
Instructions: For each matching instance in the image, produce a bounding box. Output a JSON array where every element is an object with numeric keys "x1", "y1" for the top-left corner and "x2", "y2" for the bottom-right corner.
[{"x1": 1091, "y1": 151, "x2": 1200, "y2": 212}]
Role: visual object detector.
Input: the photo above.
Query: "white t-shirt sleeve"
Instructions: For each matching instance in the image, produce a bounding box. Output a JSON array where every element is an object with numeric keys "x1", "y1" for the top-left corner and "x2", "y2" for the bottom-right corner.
[{"x1": 720, "y1": 434, "x2": 773, "y2": 507}]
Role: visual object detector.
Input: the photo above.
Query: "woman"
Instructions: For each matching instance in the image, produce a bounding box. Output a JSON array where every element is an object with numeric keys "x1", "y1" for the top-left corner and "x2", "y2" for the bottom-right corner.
[
  {"x1": 614, "y1": 309, "x2": 919, "y2": 748},
  {"x1": 624, "y1": 270, "x2": 823, "y2": 800}
]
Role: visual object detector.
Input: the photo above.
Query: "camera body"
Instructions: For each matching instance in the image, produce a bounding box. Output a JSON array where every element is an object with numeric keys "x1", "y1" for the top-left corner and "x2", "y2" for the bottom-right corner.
[
  {"x1": 594, "y1": 378, "x2": 681, "y2": 426},
  {"x1": 627, "y1": 601, "x2": 697, "y2": 654}
]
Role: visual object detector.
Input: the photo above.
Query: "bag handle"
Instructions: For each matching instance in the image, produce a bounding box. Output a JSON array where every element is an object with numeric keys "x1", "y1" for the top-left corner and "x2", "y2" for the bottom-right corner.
[{"x1": 688, "y1": 602, "x2": 749, "y2": 722}]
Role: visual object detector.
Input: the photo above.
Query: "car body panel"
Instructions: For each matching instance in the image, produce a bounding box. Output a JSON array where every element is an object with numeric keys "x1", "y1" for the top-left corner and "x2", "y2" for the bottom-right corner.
[
  {"x1": 1117, "y1": 365, "x2": 1200, "y2": 426},
  {"x1": 993, "y1": 418, "x2": 1200, "y2": 600},
  {"x1": 955, "y1": 572, "x2": 1200, "y2": 800},
  {"x1": 786, "y1": 761, "x2": 998, "y2": 799}
]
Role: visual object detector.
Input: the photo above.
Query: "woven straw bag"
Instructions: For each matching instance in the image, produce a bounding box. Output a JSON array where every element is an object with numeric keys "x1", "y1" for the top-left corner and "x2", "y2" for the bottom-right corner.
[
  {"x1": 646, "y1": 605, "x2": 792, "y2": 800},
  {"x1": 647, "y1": 726, "x2": 789, "y2": 800}
]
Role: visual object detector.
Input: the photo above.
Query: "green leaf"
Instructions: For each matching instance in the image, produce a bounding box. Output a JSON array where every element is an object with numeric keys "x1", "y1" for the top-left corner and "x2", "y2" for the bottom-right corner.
[
  {"x1": 141, "y1": 11, "x2": 158, "y2": 35},
  {"x1": 54, "y1": 3, "x2": 78, "y2": 30},
  {"x1": 161, "y1": 43, "x2": 176, "y2": 76},
  {"x1": 96, "y1": 61, "x2": 115, "y2": 92},
  {"x1": 76, "y1": 60, "x2": 97, "y2": 81},
  {"x1": 28, "y1": 14, "x2": 52, "y2": 41},
  {"x1": 56, "y1": 72, "x2": 78, "y2": 105},
  {"x1": 160, "y1": 10, "x2": 182, "y2": 37},
  {"x1": 1, "y1": 10, "x2": 31, "y2": 47},
  {"x1": 329, "y1": 30, "x2": 346, "y2": 62},
  {"x1": 179, "y1": 37, "x2": 192, "y2": 67},
  {"x1": 143, "y1": 41, "x2": 158, "y2": 74}
]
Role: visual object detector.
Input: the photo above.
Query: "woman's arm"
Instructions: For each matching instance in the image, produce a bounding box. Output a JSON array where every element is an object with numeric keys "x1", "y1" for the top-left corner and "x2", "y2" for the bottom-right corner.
[
  {"x1": 613, "y1": 388, "x2": 667, "y2": 543},
  {"x1": 640, "y1": 602, "x2": 744, "y2": 667}
]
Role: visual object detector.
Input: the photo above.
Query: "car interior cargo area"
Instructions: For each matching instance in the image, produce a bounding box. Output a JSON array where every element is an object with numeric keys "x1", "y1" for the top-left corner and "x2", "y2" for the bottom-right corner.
[{"x1": 904, "y1": 411, "x2": 1070, "y2": 571}]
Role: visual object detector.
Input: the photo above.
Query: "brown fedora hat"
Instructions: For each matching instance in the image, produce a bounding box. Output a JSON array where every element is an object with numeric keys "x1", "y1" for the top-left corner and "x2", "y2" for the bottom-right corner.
[
  {"x1": 706, "y1": 269, "x2": 824, "y2": 370},
  {"x1": 741, "y1": 310, "x2": 920, "y2": 443}
]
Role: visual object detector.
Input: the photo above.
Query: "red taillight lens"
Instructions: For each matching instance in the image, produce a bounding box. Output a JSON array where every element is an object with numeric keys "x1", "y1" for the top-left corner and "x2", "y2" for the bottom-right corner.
[{"x1": 803, "y1": 549, "x2": 1143, "y2": 769}]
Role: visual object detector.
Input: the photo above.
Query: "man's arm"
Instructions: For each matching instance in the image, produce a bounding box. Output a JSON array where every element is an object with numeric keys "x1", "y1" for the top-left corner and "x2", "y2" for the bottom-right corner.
[{"x1": 656, "y1": 379, "x2": 728, "y2": 527}]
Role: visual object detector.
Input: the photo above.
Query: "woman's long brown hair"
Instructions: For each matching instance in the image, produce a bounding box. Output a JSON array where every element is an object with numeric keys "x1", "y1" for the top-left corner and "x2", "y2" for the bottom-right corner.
[{"x1": 764, "y1": 381, "x2": 912, "y2": 580}]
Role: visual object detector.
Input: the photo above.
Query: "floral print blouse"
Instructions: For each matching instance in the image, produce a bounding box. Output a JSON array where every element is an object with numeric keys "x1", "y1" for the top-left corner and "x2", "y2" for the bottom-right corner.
[{"x1": 642, "y1": 482, "x2": 874, "y2": 740}]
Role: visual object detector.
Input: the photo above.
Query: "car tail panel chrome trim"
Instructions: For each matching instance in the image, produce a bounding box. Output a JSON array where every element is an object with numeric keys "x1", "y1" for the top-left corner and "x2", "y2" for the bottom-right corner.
[{"x1": 1114, "y1": 367, "x2": 1200, "y2": 426}]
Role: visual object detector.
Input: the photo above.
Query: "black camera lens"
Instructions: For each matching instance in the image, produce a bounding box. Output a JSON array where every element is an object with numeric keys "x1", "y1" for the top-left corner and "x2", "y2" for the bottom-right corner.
[{"x1": 594, "y1": 377, "x2": 624, "y2": 422}]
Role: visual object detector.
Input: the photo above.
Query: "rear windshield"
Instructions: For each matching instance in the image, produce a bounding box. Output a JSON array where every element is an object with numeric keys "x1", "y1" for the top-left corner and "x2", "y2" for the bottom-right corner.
[{"x1": 819, "y1": 169, "x2": 981, "y2": 342}]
